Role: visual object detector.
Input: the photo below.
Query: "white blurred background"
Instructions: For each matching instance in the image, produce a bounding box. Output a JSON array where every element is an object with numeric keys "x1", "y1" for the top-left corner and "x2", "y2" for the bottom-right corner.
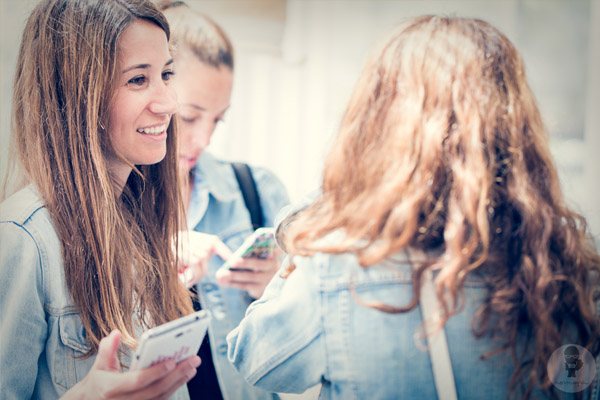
[{"x1": 1, "y1": 0, "x2": 598, "y2": 241}]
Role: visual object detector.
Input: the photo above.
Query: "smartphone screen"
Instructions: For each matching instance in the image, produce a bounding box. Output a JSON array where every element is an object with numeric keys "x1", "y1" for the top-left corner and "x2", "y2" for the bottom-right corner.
[{"x1": 221, "y1": 227, "x2": 276, "y2": 271}]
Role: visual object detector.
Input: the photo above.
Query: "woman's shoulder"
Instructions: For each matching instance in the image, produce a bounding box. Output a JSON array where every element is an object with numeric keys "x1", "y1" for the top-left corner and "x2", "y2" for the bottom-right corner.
[
  {"x1": 1, "y1": 184, "x2": 61, "y2": 276},
  {"x1": 0, "y1": 184, "x2": 47, "y2": 225},
  {"x1": 198, "y1": 152, "x2": 285, "y2": 192},
  {"x1": 291, "y1": 246, "x2": 414, "y2": 292},
  {"x1": 198, "y1": 153, "x2": 290, "y2": 223}
]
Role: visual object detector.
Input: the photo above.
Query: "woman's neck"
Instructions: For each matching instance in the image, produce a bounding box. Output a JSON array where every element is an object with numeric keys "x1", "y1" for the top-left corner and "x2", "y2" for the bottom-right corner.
[{"x1": 107, "y1": 159, "x2": 132, "y2": 195}]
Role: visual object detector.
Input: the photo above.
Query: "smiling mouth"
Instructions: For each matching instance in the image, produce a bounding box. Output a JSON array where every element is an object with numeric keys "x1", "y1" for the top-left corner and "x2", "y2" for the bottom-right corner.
[{"x1": 136, "y1": 124, "x2": 168, "y2": 135}]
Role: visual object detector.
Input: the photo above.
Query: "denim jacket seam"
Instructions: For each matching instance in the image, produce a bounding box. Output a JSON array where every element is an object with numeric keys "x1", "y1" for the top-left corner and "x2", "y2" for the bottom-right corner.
[
  {"x1": 246, "y1": 324, "x2": 322, "y2": 385},
  {"x1": 24, "y1": 219, "x2": 51, "y2": 301},
  {"x1": 45, "y1": 304, "x2": 80, "y2": 317},
  {"x1": 319, "y1": 274, "x2": 413, "y2": 292},
  {"x1": 0, "y1": 204, "x2": 45, "y2": 226},
  {"x1": 4, "y1": 219, "x2": 49, "y2": 304},
  {"x1": 339, "y1": 287, "x2": 360, "y2": 399}
]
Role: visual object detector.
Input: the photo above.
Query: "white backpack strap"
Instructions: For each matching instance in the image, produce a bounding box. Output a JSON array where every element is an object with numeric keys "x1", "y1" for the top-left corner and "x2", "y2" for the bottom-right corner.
[{"x1": 421, "y1": 270, "x2": 458, "y2": 400}]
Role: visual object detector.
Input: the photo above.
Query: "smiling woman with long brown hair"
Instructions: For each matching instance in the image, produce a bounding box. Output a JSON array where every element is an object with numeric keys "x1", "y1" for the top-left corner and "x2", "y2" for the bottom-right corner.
[
  {"x1": 228, "y1": 15, "x2": 600, "y2": 399},
  {"x1": 0, "y1": 0, "x2": 199, "y2": 398}
]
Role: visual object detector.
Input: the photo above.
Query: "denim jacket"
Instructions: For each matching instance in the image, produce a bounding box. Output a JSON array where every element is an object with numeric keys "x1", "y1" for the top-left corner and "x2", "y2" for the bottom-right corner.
[
  {"x1": 0, "y1": 185, "x2": 189, "y2": 400},
  {"x1": 188, "y1": 152, "x2": 289, "y2": 400},
  {"x1": 227, "y1": 249, "x2": 600, "y2": 399}
]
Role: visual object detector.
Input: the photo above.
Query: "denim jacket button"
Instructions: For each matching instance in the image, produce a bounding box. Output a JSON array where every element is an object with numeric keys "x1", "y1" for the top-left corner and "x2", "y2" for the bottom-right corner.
[
  {"x1": 207, "y1": 291, "x2": 223, "y2": 303},
  {"x1": 201, "y1": 282, "x2": 219, "y2": 293},
  {"x1": 212, "y1": 306, "x2": 227, "y2": 320},
  {"x1": 217, "y1": 342, "x2": 228, "y2": 355}
]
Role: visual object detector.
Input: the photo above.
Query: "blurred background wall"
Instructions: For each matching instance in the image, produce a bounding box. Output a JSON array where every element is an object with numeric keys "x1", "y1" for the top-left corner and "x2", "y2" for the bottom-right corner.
[{"x1": 1, "y1": 0, "x2": 598, "y2": 244}]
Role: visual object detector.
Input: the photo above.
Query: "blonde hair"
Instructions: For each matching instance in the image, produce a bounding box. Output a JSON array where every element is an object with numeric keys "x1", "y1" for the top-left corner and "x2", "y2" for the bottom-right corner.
[
  {"x1": 9, "y1": 0, "x2": 192, "y2": 354},
  {"x1": 158, "y1": 0, "x2": 234, "y2": 69},
  {"x1": 283, "y1": 16, "x2": 600, "y2": 397}
]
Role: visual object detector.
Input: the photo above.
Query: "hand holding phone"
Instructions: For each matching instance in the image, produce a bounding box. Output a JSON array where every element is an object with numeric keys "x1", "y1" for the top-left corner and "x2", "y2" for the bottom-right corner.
[
  {"x1": 130, "y1": 310, "x2": 210, "y2": 370},
  {"x1": 220, "y1": 227, "x2": 276, "y2": 272}
]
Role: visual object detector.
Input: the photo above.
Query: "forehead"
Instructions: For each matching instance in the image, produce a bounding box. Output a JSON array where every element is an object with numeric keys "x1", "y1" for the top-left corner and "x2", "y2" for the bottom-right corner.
[
  {"x1": 117, "y1": 19, "x2": 170, "y2": 64},
  {"x1": 175, "y1": 55, "x2": 233, "y2": 104}
]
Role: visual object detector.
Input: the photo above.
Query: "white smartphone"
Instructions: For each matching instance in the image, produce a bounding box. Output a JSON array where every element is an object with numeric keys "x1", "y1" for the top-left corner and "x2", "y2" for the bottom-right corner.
[
  {"x1": 221, "y1": 227, "x2": 276, "y2": 272},
  {"x1": 130, "y1": 310, "x2": 210, "y2": 370}
]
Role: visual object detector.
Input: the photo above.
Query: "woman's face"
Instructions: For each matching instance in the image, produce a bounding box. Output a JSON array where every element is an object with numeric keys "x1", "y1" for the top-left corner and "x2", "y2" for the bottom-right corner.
[
  {"x1": 172, "y1": 52, "x2": 233, "y2": 174},
  {"x1": 107, "y1": 19, "x2": 177, "y2": 185}
]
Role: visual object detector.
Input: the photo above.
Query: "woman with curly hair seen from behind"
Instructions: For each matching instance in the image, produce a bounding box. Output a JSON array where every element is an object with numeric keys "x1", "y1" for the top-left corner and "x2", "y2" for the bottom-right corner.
[
  {"x1": 0, "y1": 0, "x2": 199, "y2": 398},
  {"x1": 228, "y1": 16, "x2": 600, "y2": 399}
]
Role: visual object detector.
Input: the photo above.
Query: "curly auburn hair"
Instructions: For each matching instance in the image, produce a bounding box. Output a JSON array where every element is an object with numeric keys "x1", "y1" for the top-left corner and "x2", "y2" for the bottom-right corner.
[{"x1": 283, "y1": 15, "x2": 600, "y2": 398}]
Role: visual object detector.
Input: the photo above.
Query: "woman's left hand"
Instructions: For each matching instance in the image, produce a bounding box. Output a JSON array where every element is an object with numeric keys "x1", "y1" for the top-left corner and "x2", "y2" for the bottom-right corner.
[{"x1": 215, "y1": 249, "x2": 282, "y2": 299}]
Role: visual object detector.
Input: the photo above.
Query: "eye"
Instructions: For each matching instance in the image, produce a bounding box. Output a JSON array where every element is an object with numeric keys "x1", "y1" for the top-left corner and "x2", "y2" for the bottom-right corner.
[
  {"x1": 127, "y1": 75, "x2": 146, "y2": 86},
  {"x1": 162, "y1": 70, "x2": 175, "y2": 82},
  {"x1": 180, "y1": 115, "x2": 198, "y2": 124}
]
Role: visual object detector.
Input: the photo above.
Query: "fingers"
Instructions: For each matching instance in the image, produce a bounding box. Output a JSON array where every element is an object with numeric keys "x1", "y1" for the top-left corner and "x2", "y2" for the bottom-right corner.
[
  {"x1": 177, "y1": 232, "x2": 233, "y2": 284},
  {"x1": 107, "y1": 360, "x2": 178, "y2": 395},
  {"x1": 184, "y1": 231, "x2": 232, "y2": 259},
  {"x1": 210, "y1": 238, "x2": 234, "y2": 261},
  {"x1": 227, "y1": 257, "x2": 278, "y2": 273},
  {"x1": 129, "y1": 356, "x2": 201, "y2": 400},
  {"x1": 94, "y1": 330, "x2": 122, "y2": 372},
  {"x1": 217, "y1": 269, "x2": 272, "y2": 285},
  {"x1": 216, "y1": 263, "x2": 278, "y2": 299},
  {"x1": 179, "y1": 267, "x2": 197, "y2": 288}
]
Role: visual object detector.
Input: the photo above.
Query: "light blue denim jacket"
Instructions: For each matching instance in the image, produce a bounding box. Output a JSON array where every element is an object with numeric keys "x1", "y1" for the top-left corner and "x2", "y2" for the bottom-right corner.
[
  {"x1": 188, "y1": 152, "x2": 289, "y2": 400},
  {"x1": 0, "y1": 185, "x2": 189, "y2": 400},
  {"x1": 227, "y1": 249, "x2": 600, "y2": 399}
]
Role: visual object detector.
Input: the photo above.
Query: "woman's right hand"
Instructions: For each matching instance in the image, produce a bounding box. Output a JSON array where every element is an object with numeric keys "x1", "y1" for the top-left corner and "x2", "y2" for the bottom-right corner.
[
  {"x1": 62, "y1": 330, "x2": 200, "y2": 400},
  {"x1": 177, "y1": 231, "x2": 233, "y2": 288}
]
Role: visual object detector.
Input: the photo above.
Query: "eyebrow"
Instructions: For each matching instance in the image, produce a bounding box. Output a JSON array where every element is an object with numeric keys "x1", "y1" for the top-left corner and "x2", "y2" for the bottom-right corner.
[{"x1": 122, "y1": 59, "x2": 174, "y2": 74}]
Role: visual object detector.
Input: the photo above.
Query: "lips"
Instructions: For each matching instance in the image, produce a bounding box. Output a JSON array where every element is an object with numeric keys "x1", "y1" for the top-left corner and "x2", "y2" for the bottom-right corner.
[
  {"x1": 136, "y1": 123, "x2": 168, "y2": 135},
  {"x1": 179, "y1": 154, "x2": 200, "y2": 169}
]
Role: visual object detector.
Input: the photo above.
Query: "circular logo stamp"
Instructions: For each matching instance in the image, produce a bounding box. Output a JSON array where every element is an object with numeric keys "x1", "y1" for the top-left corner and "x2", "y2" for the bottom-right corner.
[{"x1": 547, "y1": 344, "x2": 597, "y2": 393}]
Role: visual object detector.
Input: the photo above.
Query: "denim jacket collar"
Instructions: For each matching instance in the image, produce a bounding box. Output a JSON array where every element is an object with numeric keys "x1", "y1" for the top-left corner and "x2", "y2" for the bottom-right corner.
[
  {"x1": 187, "y1": 152, "x2": 239, "y2": 229},
  {"x1": 191, "y1": 152, "x2": 239, "y2": 202}
]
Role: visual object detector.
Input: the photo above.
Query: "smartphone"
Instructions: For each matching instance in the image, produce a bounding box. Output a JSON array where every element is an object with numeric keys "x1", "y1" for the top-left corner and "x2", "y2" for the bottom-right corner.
[
  {"x1": 221, "y1": 227, "x2": 276, "y2": 271},
  {"x1": 130, "y1": 310, "x2": 210, "y2": 370}
]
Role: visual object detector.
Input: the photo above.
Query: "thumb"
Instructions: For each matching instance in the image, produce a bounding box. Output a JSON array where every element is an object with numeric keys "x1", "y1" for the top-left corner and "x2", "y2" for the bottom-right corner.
[
  {"x1": 211, "y1": 237, "x2": 234, "y2": 261},
  {"x1": 94, "y1": 329, "x2": 122, "y2": 372}
]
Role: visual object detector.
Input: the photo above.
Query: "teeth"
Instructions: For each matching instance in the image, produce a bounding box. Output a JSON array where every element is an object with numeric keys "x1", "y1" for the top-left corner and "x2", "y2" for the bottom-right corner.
[{"x1": 137, "y1": 125, "x2": 167, "y2": 135}]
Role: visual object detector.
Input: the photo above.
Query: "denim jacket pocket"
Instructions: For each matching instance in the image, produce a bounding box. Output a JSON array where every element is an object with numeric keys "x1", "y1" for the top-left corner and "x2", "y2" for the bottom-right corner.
[{"x1": 53, "y1": 313, "x2": 92, "y2": 390}]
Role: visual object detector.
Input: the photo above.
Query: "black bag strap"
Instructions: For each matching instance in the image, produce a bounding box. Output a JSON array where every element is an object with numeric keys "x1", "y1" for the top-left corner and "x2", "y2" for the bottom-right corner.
[{"x1": 231, "y1": 162, "x2": 264, "y2": 230}]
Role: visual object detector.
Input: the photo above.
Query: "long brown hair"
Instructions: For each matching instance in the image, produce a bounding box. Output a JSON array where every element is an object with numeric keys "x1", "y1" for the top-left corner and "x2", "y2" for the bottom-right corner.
[
  {"x1": 283, "y1": 16, "x2": 600, "y2": 397},
  {"x1": 10, "y1": 0, "x2": 192, "y2": 354}
]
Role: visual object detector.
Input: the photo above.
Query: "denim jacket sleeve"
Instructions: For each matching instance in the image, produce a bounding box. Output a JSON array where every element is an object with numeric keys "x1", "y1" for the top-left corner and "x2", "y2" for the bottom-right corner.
[
  {"x1": 227, "y1": 256, "x2": 326, "y2": 393},
  {"x1": 0, "y1": 221, "x2": 48, "y2": 399}
]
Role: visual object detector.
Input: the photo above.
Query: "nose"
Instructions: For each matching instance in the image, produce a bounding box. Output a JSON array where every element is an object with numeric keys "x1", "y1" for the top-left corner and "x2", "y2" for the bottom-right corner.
[
  {"x1": 191, "y1": 123, "x2": 213, "y2": 151},
  {"x1": 179, "y1": 119, "x2": 214, "y2": 156},
  {"x1": 148, "y1": 82, "x2": 177, "y2": 116}
]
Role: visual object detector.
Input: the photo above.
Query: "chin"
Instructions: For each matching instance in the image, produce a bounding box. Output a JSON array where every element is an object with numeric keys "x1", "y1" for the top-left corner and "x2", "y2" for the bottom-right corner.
[{"x1": 137, "y1": 150, "x2": 168, "y2": 167}]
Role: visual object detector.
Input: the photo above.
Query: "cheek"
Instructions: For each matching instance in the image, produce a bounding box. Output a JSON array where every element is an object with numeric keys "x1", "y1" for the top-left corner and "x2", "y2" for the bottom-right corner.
[
  {"x1": 107, "y1": 111, "x2": 126, "y2": 148},
  {"x1": 108, "y1": 90, "x2": 139, "y2": 130},
  {"x1": 177, "y1": 124, "x2": 195, "y2": 147}
]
